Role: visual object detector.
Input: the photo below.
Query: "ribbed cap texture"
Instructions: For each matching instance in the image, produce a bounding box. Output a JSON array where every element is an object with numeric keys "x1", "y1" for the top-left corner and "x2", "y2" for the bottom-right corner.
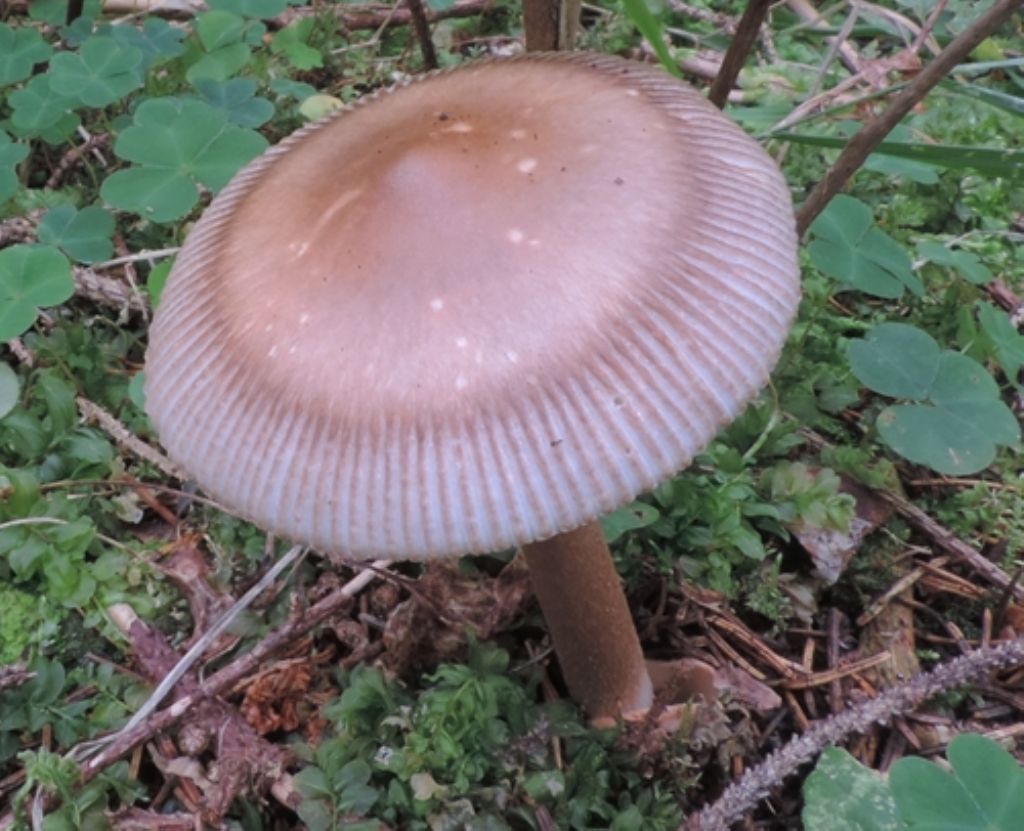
[{"x1": 145, "y1": 52, "x2": 800, "y2": 561}]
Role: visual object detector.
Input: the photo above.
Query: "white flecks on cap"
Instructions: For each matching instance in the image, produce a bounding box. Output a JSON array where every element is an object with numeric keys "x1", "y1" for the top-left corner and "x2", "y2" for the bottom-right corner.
[{"x1": 145, "y1": 52, "x2": 800, "y2": 562}]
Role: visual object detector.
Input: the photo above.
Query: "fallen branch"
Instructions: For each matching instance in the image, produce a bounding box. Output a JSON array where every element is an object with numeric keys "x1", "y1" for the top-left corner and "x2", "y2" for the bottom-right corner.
[
  {"x1": 74, "y1": 266, "x2": 149, "y2": 316},
  {"x1": 786, "y1": 0, "x2": 863, "y2": 74},
  {"x1": 691, "y1": 636, "x2": 1024, "y2": 831},
  {"x1": 107, "y1": 603, "x2": 295, "y2": 820},
  {"x1": 795, "y1": 0, "x2": 1022, "y2": 235},
  {"x1": 76, "y1": 562, "x2": 385, "y2": 782}
]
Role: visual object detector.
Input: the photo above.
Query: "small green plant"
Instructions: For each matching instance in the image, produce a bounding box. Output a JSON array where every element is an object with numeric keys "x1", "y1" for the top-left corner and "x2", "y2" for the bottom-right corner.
[
  {"x1": 848, "y1": 322, "x2": 1019, "y2": 474},
  {"x1": 0, "y1": 245, "x2": 73, "y2": 341},
  {"x1": 803, "y1": 734, "x2": 1024, "y2": 831},
  {"x1": 807, "y1": 195, "x2": 922, "y2": 299}
]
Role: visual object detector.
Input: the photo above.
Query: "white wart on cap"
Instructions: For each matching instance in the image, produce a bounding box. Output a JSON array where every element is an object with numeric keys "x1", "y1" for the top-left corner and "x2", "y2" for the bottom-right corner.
[{"x1": 145, "y1": 52, "x2": 800, "y2": 560}]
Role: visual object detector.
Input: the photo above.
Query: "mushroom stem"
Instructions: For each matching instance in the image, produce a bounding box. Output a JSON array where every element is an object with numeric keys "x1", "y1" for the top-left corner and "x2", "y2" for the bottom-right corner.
[{"x1": 522, "y1": 521, "x2": 653, "y2": 720}]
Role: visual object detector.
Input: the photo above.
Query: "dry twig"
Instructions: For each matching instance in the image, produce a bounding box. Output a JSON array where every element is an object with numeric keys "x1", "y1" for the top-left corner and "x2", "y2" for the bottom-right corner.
[
  {"x1": 76, "y1": 397, "x2": 184, "y2": 480},
  {"x1": 708, "y1": 0, "x2": 772, "y2": 109},
  {"x1": 405, "y1": 0, "x2": 439, "y2": 69}
]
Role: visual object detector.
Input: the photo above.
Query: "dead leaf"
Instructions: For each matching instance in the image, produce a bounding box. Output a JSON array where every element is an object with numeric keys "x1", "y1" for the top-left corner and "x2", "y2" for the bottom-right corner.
[
  {"x1": 795, "y1": 474, "x2": 892, "y2": 584},
  {"x1": 382, "y1": 560, "x2": 532, "y2": 678},
  {"x1": 239, "y1": 659, "x2": 315, "y2": 734}
]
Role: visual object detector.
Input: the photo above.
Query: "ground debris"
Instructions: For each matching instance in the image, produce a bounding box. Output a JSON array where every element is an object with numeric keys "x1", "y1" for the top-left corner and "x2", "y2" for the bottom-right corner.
[
  {"x1": 108, "y1": 603, "x2": 292, "y2": 824},
  {"x1": 108, "y1": 807, "x2": 195, "y2": 830},
  {"x1": 794, "y1": 474, "x2": 892, "y2": 584},
  {"x1": 381, "y1": 559, "x2": 532, "y2": 677}
]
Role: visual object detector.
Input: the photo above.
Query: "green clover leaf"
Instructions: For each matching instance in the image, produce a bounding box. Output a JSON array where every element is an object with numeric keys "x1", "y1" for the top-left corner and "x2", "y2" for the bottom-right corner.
[
  {"x1": 28, "y1": 0, "x2": 101, "y2": 24},
  {"x1": 101, "y1": 97, "x2": 268, "y2": 222},
  {"x1": 802, "y1": 747, "x2": 902, "y2": 831},
  {"x1": 37, "y1": 205, "x2": 116, "y2": 264},
  {"x1": 0, "y1": 245, "x2": 74, "y2": 341},
  {"x1": 197, "y1": 10, "x2": 247, "y2": 50},
  {"x1": 808, "y1": 195, "x2": 922, "y2": 299},
  {"x1": 977, "y1": 302, "x2": 1024, "y2": 381},
  {"x1": 48, "y1": 37, "x2": 144, "y2": 108},
  {"x1": 849, "y1": 323, "x2": 1019, "y2": 474},
  {"x1": 191, "y1": 78, "x2": 275, "y2": 128},
  {"x1": 891, "y1": 735, "x2": 1024, "y2": 831},
  {"x1": 271, "y1": 18, "x2": 323, "y2": 70},
  {"x1": 0, "y1": 23, "x2": 53, "y2": 86},
  {"x1": 107, "y1": 17, "x2": 186, "y2": 69},
  {"x1": 209, "y1": 0, "x2": 290, "y2": 17},
  {"x1": 8, "y1": 75, "x2": 79, "y2": 135},
  {"x1": 0, "y1": 132, "x2": 29, "y2": 204},
  {"x1": 917, "y1": 240, "x2": 993, "y2": 285}
]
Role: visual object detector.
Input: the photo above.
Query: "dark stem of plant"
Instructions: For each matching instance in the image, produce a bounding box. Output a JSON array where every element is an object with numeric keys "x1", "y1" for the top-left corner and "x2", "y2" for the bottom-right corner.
[
  {"x1": 708, "y1": 0, "x2": 772, "y2": 109},
  {"x1": 795, "y1": 0, "x2": 1022, "y2": 236},
  {"x1": 522, "y1": 0, "x2": 581, "y2": 51},
  {"x1": 66, "y1": 0, "x2": 84, "y2": 24},
  {"x1": 405, "y1": 0, "x2": 439, "y2": 70}
]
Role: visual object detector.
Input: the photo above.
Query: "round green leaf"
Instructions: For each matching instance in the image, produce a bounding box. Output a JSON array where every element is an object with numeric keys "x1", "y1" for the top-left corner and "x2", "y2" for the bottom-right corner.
[
  {"x1": 109, "y1": 17, "x2": 186, "y2": 68},
  {"x1": 891, "y1": 756, "x2": 984, "y2": 829},
  {"x1": 196, "y1": 10, "x2": 246, "y2": 51},
  {"x1": 101, "y1": 167, "x2": 200, "y2": 223},
  {"x1": 103, "y1": 97, "x2": 267, "y2": 221},
  {"x1": 0, "y1": 132, "x2": 29, "y2": 203},
  {"x1": 848, "y1": 323, "x2": 941, "y2": 400},
  {"x1": 209, "y1": 0, "x2": 289, "y2": 17},
  {"x1": 947, "y1": 734, "x2": 1024, "y2": 828},
  {"x1": 191, "y1": 78, "x2": 275, "y2": 128},
  {"x1": 48, "y1": 37, "x2": 144, "y2": 108},
  {"x1": 877, "y1": 401, "x2": 1016, "y2": 475},
  {"x1": 37, "y1": 204, "x2": 115, "y2": 264},
  {"x1": 929, "y1": 351, "x2": 1002, "y2": 405},
  {"x1": 0, "y1": 244, "x2": 74, "y2": 341},
  {"x1": 0, "y1": 23, "x2": 53, "y2": 86},
  {"x1": 802, "y1": 747, "x2": 901, "y2": 831},
  {"x1": 808, "y1": 195, "x2": 919, "y2": 298},
  {"x1": 8, "y1": 75, "x2": 78, "y2": 134},
  {"x1": 891, "y1": 735, "x2": 1024, "y2": 831},
  {"x1": 0, "y1": 362, "x2": 20, "y2": 420},
  {"x1": 186, "y1": 42, "x2": 252, "y2": 83}
]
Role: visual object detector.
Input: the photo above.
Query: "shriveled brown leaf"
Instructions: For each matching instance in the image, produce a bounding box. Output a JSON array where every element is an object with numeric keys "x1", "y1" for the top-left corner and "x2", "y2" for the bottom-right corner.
[
  {"x1": 108, "y1": 808, "x2": 195, "y2": 830},
  {"x1": 239, "y1": 659, "x2": 315, "y2": 735},
  {"x1": 795, "y1": 475, "x2": 892, "y2": 584},
  {"x1": 382, "y1": 559, "x2": 532, "y2": 677}
]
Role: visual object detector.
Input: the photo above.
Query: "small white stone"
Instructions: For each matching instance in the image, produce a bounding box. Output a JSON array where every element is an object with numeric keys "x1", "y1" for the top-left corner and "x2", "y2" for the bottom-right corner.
[
  {"x1": 455, "y1": 336, "x2": 469, "y2": 349},
  {"x1": 507, "y1": 228, "x2": 525, "y2": 244},
  {"x1": 517, "y1": 157, "x2": 538, "y2": 174},
  {"x1": 430, "y1": 298, "x2": 444, "y2": 311}
]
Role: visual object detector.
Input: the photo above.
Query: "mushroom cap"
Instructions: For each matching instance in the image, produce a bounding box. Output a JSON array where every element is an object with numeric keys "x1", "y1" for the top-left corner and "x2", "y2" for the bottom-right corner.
[{"x1": 145, "y1": 52, "x2": 800, "y2": 561}]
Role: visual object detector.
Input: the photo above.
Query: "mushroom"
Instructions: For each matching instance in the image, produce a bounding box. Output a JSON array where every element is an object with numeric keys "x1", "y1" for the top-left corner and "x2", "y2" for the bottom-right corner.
[{"x1": 145, "y1": 53, "x2": 800, "y2": 721}]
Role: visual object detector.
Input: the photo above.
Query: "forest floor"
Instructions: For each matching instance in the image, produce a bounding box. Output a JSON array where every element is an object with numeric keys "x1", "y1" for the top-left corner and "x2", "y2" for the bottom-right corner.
[{"x1": 0, "y1": 0, "x2": 1023, "y2": 829}]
